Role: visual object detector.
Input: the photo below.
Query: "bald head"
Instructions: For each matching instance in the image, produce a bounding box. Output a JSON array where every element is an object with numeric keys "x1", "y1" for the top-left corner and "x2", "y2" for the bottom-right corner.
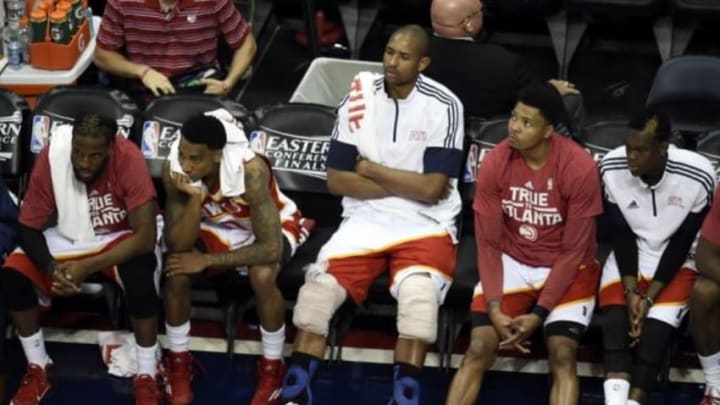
[
  {"x1": 390, "y1": 24, "x2": 430, "y2": 58},
  {"x1": 431, "y1": 0, "x2": 483, "y2": 38}
]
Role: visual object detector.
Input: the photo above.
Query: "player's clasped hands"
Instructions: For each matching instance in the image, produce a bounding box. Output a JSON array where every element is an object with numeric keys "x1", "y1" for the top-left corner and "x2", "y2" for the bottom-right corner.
[
  {"x1": 490, "y1": 307, "x2": 542, "y2": 354},
  {"x1": 51, "y1": 261, "x2": 90, "y2": 297}
]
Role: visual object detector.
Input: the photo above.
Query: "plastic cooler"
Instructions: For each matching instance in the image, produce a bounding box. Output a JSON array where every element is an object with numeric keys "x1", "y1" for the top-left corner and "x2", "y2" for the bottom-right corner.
[
  {"x1": 289, "y1": 57, "x2": 383, "y2": 107},
  {"x1": 30, "y1": 10, "x2": 90, "y2": 70}
]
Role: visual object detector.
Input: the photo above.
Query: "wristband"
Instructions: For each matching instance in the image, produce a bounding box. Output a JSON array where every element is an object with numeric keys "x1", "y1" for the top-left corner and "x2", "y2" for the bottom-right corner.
[
  {"x1": 531, "y1": 306, "x2": 550, "y2": 322},
  {"x1": 642, "y1": 295, "x2": 654, "y2": 306}
]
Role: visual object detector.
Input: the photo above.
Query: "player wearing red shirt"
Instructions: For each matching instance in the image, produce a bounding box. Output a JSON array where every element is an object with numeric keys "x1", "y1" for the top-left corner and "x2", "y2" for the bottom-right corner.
[
  {"x1": 162, "y1": 113, "x2": 313, "y2": 405},
  {"x1": 446, "y1": 85, "x2": 602, "y2": 405},
  {"x1": 0, "y1": 114, "x2": 162, "y2": 405},
  {"x1": 691, "y1": 185, "x2": 720, "y2": 404}
]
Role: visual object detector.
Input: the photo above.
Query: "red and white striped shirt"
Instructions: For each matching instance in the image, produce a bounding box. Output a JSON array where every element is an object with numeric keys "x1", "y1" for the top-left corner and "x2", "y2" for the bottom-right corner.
[{"x1": 97, "y1": 0, "x2": 250, "y2": 76}]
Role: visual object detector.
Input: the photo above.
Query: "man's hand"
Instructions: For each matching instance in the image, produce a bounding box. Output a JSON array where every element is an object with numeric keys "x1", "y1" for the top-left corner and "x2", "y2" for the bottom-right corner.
[
  {"x1": 548, "y1": 79, "x2": 580, "y2": 96},
  {"x1": 51, "y1": 261, "x2": 91, "y2": 297},
  {"x1": 141, "y1": 68, "x2": 175, "y2": 97},
  {"x1": 201, "y1": 78, "x2": 231, "y2": 96},
  {"x1": 171, "y1": 173, "x2": 205, "y2": 199},
  {"x1": 355, "y1": 158, "x2": 373, "y2": 177},
  {"x1": 166, "y1": 251, "x2": 210, "y2": 277},
  {"x1": 500, "y1": 313, "x2": 542, "y2": 354},
  {"x1": 629, "y1": 295, "x2": 651, "y2": 347},
  {"x1": 488, "y1": 307, "x2": 521, "y2": 349}
]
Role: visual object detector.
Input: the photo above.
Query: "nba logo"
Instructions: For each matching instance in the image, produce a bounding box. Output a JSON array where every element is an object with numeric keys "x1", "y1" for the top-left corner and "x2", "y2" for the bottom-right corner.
[
  {"x1": 31, "y1": 115, "x2": 50, "y2": 154},
  {"x1": 141, "y1": 121, "x2": 160, "y2": 158},
  {"x1": 463, "y1": 144, "x2": 478, "y2": 183},
  {"x1": 249, "y1": 131, "x2": 267, "y2": 154}
]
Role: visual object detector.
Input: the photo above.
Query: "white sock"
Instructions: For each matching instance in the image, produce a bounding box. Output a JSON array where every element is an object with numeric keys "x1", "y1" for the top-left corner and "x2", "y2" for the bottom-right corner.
[
  {"x1": 19, "y1": 330, "x2": 50, "y2": 367},
  {"x1": 260, "y1": 324, "x2": 285, "y2": 360},
  {"x1": 603, "y1": 378, "x2": 630, "y2": 405},
  {"x1": 628, "y1": 400, "x2": 641, "y2": 405},
  {"x1": 166, "y1": 322, "x2": 190, "y2": 353},
  {"x1": 699, "y1": 352, "x2": 720, "y2": 390},
  {"x1": 136, "y1": 342, "x2": 158, "y2": 376}
]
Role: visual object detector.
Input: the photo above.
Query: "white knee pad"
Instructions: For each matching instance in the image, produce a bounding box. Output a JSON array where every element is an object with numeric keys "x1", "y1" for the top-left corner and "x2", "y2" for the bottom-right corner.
[
  {"x1": 292, "y1": 263, "x2": 347, "y2": 336},
  {"x1": 397, "y1": 275, "x2": 439, "y2": 344}
]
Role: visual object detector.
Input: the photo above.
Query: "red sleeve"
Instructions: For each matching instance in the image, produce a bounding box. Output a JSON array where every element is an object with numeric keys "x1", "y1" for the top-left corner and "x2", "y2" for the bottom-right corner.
[
  {"x1": 117, "y1": 141, "x2": 156, "y2": 211},
  {"x1": 19, "y1": 149, "x2": 56, "y2": 230},
  {"x1": 537, "y1": 216, "x2": 596, "y2": 311},
  {"x1": 535, "y1": 166, "x2": 601, "y2": 312},
  {"x1": 96, "y1": 0, "x2": 125, "y2": 51},
  {"x1": 473, "y1": 148, "x2": 505, "y2": 305},
  {"x1": 702, "y1": 186, "x2": 720, "y2": 244},
  {"x1": 216, "y1": 0, "x2": 250, "y2": 49},
  {"x1": 566, "y1": 165, "x2": 603, "y2": 219}
]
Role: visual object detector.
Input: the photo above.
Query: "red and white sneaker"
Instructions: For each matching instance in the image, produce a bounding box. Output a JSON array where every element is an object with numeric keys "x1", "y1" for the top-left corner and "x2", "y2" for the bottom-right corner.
[
  {"x1": 163, "y1": 352, "x2": 194, "y2": 405},
  {"x1": 701, "y1": 386, "x2": 720, "y2": 405},
  {"x1": 250, "y1": 358, "x2": 287, "y2": 405},
  {"x1": 10, "y1": 363, "x2": 53, "y2": 405},
  {"x1": 133, "y1": 374, "x2": 162, "y2": 405}
]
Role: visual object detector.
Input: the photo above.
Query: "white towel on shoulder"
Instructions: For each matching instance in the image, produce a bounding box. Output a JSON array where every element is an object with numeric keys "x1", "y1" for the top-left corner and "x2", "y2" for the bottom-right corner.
[
  {"x1": 49, "y1": 124, "x2": 95, "y2": 242},
  {"x1": 168, "y1": 108, "x2": 255, "y2": 197},
  {"x1": 348, "y1": 71, "x2": 381, "y2": 163}
]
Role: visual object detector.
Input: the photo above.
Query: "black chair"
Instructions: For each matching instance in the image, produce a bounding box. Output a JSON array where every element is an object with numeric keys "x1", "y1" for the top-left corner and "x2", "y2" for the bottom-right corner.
[
  {"x1": 549, "y1": 0, "x2": 664, "y2": 78},
  {"x1": 140, "y1": 94, "x2": 253, "y2": 356},
  {"x1": 579, "y1": 120, "x2": 629, "y2": 164},
  {"x1": 646, "y1": 55, "x2": 720, "y2": 146},
  {"x1": 30, "y1": 87, "x2": 140, "y2": 329},
  {"x1": 31, "y1": 86, "x2": 140, "y2": 150},
  {"x1": 252, "y1": 102, "x2": 348, "y2": 361},
  {"x1": 0, "y1": 89, "x2": 31, "y2": 195},
  {"x1": 437, "y1": 117, "x2": 507, "y2": 371},
  {"x1": 656, "y1": 0, "x2": 720, "y2": 60}
]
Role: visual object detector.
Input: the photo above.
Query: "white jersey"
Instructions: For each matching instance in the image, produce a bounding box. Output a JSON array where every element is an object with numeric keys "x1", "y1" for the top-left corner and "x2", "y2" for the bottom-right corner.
[
  {"x1": 329, "y1": 74, "x2": 464, "y2": 239},
  {"x1": 600, "y1": 145, "x2": 715, "y2": 269}
]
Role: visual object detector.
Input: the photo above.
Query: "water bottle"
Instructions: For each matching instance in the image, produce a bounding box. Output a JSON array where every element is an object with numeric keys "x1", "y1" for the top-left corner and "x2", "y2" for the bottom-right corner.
[
  {"x1": 6, "y1": 40, "x2": 23, "y2": 69},
  {"x1": 4, "y1": 19, "x2": 23, "y2": 69},
  {"x1": 19, "y1": 17, "x2": 31, "y2": 64}
]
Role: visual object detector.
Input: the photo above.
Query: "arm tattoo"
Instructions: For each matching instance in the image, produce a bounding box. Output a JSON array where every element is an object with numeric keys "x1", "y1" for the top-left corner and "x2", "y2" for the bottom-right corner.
[{"x1": 207, "y1": 159, "x2": 283, "y2": 269}]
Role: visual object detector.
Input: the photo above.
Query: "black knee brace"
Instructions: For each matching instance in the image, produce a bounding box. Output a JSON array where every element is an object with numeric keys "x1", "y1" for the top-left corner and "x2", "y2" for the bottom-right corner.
[
  {"x1": 117, "y1": 253, "x2": 159, "y2": 319},
  {"x1": 602, "y1": 305, "x2": 632, "y2": 374},
  {"x1": 632, "y1": 318, "x2": 675, "y2": 394},
  {"x1": 0, "y1": 268, "x2": 38, "y2": 311}
]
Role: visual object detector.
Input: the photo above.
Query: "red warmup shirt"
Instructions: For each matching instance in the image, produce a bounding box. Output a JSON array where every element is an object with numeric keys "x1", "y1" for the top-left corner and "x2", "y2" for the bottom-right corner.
[
  {"x1": 701, "y1": 184, "x2": 720, "y2": 244},
  {"x1": 20, "y1": 137, "x2": 156, "y2": 234},
  {"x1": 473, "y1": 135, "x2": 602, "y2": 311},
  {"x1": 97, "y1": 0, "x2": 250, "y2": 77}
]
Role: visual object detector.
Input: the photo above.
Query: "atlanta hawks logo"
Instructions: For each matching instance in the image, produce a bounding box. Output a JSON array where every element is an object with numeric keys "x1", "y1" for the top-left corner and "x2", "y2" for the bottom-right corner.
[{"x1": 519, "y1": 224, "x2": 538, "y2": 241}]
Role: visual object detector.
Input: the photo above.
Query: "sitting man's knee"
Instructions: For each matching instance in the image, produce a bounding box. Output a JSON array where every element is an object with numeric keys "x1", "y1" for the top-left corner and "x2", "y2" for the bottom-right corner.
[
  {"x1": 548, "y1": 337, "x2": 579, "y2": 370},
  {"x1": 397, "y1": 274, "x2": 439, "y2": 344},
  {"x1": 293, "y1": 265, "x2": 347, "y2": 336},
  {"x1": 692, "y1": 276, "x2": 720, "y2": 307},
  {"x1": 464, "y1": 333, "x2": 496, "y2": 366},
  {"x1": 249, "y1": 264, "x2": 279, "y2": 292}
]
